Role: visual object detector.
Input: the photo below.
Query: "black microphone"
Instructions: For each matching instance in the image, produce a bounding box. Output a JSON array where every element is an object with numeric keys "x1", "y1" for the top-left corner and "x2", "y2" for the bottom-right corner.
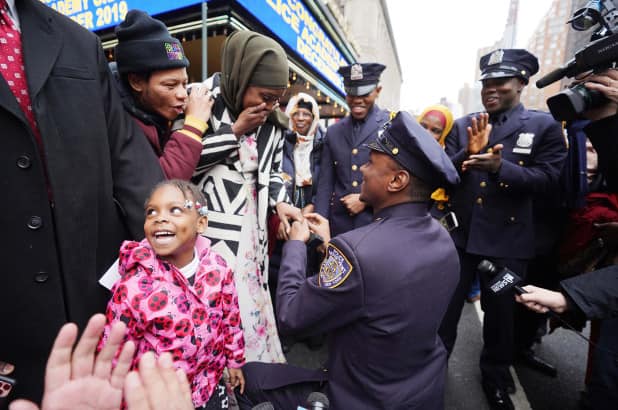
[
  {"x1": 536, "y1": 63, "x2": 572, "y2": 88},
  {"x1": 251, "y1": 402, "x2": 274, "y2": 410},
  {"x1": 306, "y1": 392, "x2": 329, "y2": 410},
  {"x1": 477, "y1": 260, "x2": 527, "y2": 295}
]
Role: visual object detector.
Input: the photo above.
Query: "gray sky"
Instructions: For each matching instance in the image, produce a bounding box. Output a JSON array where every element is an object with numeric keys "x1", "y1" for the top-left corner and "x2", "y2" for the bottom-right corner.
[{"x1": 386, "y1": 0, "x2": 556, "y2": 113}]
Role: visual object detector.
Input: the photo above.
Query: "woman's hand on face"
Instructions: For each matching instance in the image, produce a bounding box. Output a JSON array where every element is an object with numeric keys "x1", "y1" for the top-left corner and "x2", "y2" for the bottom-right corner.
[
  {"x1": 184, "y1": 84, "x2": 215, "y2": 124},
  {"x1": 232, "y1": 103, "x2": 269, "y2": 138}
]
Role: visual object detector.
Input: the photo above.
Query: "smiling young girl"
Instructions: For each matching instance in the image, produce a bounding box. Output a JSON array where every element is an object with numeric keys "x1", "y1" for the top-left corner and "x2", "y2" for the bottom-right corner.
[{"x1": 99, "y1": 180, "x2": 245, "y2": 409}]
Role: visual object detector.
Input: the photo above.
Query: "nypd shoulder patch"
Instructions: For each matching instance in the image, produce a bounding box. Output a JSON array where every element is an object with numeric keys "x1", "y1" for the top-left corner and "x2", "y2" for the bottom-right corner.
[{"x1": 319, "y1": 243, "x2": 353, "y2": 288}]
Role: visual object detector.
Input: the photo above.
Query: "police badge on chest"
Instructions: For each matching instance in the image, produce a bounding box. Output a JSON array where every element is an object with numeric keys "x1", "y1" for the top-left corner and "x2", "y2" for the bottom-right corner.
[{"x1": 512, "y1": 132, "x2": 535, "y2": 154}]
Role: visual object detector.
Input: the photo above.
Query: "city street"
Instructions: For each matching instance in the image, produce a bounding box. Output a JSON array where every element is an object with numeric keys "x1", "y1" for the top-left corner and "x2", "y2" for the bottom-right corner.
[{"x1": 287, "y1": 302, "x2": 590, "y2": 409}]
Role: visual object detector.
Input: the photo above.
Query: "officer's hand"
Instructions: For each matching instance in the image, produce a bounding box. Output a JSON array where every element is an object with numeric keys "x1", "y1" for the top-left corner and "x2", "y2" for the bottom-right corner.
[
  {"x1": 579, "y1": 69, "x2": 618, "y2": 121},
  {"x1": 462, "y1": 144, "x2": 503, "y2": 173},
  {"x1": 232, "y1": 103, "x2": 270, "y2": 137},
  {"x1": 304, "y1": 212, "x2": 331, "y2": 245},
  {"x1": 515, "y1": 285, "x2": 568, "y2": 314},
  {"x1": 289, "y1": 219, "x2": 311, "y2": 242},
  {"x1": 466, "y1": 113, "x2": 492, "y2": 155},
  {"x1": 341, "y1": 193, "x2": 366, "y2": 215},
  {"x1": 276, "y1": 202, "x2": 303, "y2": 237},
  {"x1": 184, "y1": 83, "x2": 214, "y2": 125}
]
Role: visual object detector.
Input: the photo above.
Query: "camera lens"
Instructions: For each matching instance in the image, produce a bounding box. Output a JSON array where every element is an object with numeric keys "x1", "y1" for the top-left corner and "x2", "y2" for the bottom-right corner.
[{"x1": 546, "y1": 83, "x2": 606, "y2": 121}]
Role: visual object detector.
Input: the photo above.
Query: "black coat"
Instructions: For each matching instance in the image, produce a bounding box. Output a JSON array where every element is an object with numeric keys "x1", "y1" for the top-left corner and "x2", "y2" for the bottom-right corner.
[
  {"x1": 0, "y1": 1, "x2": 163, "y2": 404},
  {"x1": 561, "y1": 265, "x2": 618, "y2": 319}
]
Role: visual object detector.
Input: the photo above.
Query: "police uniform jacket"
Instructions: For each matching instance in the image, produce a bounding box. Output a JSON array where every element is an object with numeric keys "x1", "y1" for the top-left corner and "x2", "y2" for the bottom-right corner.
[
  {"x1": 445, "y1": 104, "x2": 567, "y2": 259},
  {"x1": 0, "y1": 0, "x2": 163, "y2": 403},
  {"x1": 314, "y1": 104, "x2": 391, "y2": 236},
  {"x1": 276, "y1": 202, "x2": 460, "y2": 409}
]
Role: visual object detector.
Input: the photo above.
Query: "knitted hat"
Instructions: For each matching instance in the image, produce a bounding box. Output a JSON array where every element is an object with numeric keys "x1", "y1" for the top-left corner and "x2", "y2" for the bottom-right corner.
[{"x1": 115, "y1": 10, "x2": 189, "y2": 75}]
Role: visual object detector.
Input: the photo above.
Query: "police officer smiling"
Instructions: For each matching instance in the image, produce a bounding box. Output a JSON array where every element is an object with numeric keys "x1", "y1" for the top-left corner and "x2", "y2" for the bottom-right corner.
[{"x1": 439, "y1": 49, "x2": 568, "y2": 410}]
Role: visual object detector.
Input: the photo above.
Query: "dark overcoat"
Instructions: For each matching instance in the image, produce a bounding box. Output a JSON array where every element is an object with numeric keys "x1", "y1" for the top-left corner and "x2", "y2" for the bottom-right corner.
[
  {"x1": 0, "y1": 0, "x2": 162, "y2": 403},
  {"x1": 314, "y1": 105, "x2": 391, "y2": 236}
]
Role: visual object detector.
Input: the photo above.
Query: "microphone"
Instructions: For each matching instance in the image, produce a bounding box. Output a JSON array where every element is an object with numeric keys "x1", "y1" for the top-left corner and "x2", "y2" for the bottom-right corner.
[
  {"x1": 477, "y1": 260, "x2": 527, "y2": 295},
  {"x1": 307, "y1": 392, "x2": 329, "y2": 409},
  {"x1": 251, "y1": 402, "x2": 274, "y2": 410}
]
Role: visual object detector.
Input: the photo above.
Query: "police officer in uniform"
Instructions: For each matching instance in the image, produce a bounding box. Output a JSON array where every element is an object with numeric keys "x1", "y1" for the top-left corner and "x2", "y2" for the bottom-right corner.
[
  {"x1": 314, "y1": 63, "x2": 392, "y2": 236},
  {"x1": 438, "y1": 49, "x2": 568, "y2": 410},
  {"x1": 237, "y1": 111, "x2": 460, "y2": 410}
]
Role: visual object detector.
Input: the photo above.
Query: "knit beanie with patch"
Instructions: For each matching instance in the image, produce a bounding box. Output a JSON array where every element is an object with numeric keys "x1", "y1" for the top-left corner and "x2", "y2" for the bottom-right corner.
[{"x1": 115, "y1": 9, "x2": 189, "y2": 75}]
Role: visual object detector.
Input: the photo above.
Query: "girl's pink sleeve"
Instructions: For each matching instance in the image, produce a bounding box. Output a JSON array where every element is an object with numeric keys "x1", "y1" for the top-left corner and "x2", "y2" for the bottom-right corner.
[
  {"x1": 99, "y1": 269, "x2": 147, "y2": 360},
  {"x1": 221, "y1": 267, "x2": 245, "y2": 368}
]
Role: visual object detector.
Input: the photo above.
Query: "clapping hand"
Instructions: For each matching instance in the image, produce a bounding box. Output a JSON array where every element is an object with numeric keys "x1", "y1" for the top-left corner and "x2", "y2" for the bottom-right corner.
[{"x1": 9, "y1": 314, "x2": 135, "y2": 410}]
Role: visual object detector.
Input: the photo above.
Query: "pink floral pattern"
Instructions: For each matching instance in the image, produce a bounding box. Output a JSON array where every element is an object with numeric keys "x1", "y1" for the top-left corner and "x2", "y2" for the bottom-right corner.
[{"x1": 100, "y1": 236, "x2": 245, "y2": 407}]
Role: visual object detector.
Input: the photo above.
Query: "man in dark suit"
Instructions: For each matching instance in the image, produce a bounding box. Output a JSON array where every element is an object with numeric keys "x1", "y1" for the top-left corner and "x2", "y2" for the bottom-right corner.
[
  {"x1": 0, "y1": 0, "x2": 162, "y2": 406},
  {"x1": 438, "y1": 49, "x2": 567, "y2": 410},
  {"x1": 237, "y1": 111, "x2": 460, "y2": 410},
  {"x1": 314, "y1": 62, "x2": 392, "y2": 236}
]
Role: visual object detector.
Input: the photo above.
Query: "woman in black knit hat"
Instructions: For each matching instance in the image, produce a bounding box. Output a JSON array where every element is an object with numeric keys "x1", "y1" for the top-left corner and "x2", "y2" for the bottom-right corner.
[{"x1": 114, "y1": 10, "x2": 214, "y2": 180}]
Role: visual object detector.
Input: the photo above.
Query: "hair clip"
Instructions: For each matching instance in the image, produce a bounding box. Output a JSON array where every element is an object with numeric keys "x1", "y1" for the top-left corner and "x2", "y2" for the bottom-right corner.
[
  {"x1": 184, "y1": 199, "x2": 194, "y2": 209},
  {"x1": 195, "y1": 201, "x2": 208, "y2": 217}
]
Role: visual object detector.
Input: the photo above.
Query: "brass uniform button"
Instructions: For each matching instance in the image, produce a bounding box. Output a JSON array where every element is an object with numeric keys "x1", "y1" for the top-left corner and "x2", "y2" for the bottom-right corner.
[
  {"x1": 352, "y1": 164, "x2": 358, "y2": 171},
  {"x1": 510, "y1": 216, "x2": 516, "y2": 222},
  {"x1": 352, "y1": 148, "x2": 358, "y2": 155},
  {"x1": 352, "y1": 181, "x2": 358, "y2": 187},
  {"x1": 518, "y1": 160, "x2": 524, "y2": 166},
  {"x1": 476, "y1": 197, "x2": 483, "y2": 205},
  {"x1": 499, "y1": 182, "x2": 505, "y2": 188},
  {"x1": 480, "y1": 181, "x2": 487, "y2": 188}
]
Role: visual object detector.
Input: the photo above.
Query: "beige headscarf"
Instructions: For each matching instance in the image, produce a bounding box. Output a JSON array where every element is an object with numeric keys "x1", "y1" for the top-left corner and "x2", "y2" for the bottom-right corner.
[{"x1": 220, "y1": 30, "x2": 289, "y2": 128}]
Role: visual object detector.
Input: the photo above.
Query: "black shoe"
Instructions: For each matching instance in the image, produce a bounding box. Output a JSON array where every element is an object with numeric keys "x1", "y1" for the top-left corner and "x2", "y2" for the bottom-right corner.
[
  {"x1": 517, "y1": 349, "x2": 558, "y2": 377},
  {"x1": 482, "y1": 382, "x2": 514, "y2": 410}
]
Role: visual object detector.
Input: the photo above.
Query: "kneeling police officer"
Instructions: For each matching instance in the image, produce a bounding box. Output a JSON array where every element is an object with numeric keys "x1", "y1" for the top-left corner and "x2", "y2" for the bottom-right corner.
[{"x1": 237, "y1": 111, "x2": 461, "y2": 410}]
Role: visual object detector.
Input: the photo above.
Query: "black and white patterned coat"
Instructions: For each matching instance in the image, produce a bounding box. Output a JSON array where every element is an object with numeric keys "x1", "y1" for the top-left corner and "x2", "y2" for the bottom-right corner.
[{"x1": 193, "y1": 73, "x2": 290, "y2": 276}]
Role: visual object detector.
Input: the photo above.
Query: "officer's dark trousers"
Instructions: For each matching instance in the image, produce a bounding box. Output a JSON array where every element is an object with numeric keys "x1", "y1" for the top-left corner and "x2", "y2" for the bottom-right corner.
[
  {"x1": 438, "y1": 249, "x2": 527, "y2": 389},
  {"x1": 236, "y1": 362, "x2": 326, "y2": 410}
]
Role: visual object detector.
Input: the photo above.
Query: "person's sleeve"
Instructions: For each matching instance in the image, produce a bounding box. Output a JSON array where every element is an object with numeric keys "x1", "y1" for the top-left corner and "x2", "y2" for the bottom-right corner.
[
  {"x1": 314, "y1": 132, "x2": 333, "y2": 217},
  {"x1": 560, "y1": 265, "x2": 618, "y2": 320},
  {"x1": 491, "y1": 120, "x2": 567, "y2": 194},
  {"x1": 99, "y1": 40, "x2": 164, "y2": 240},
  {"x1": 221, "y1": 266, "x2": 245, "y2": 368},
  {"x1": 444, "y1": 123, "x2": 467, "y2": 174},
  {"x1": 276, "y1": 237, "x2": 365, "y2": 337},
  {"x1": 269, "y1": 128, "x2": 292, "y2": 208},
  {"x1": 98, "y1": 275, "x2": 146, "y2": 366},
  {"x1": 193, "y1": 120, "x2": 239, "y2": 176},
  {"x1": 156, "y1": 115, "x2": 208, "y2": 180}
]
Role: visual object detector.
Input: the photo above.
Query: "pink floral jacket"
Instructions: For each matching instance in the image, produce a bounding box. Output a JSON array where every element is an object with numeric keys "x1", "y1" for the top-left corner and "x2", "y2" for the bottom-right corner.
[{"x1": 101, "y1": 236, "x2": 245, "y2": 406}]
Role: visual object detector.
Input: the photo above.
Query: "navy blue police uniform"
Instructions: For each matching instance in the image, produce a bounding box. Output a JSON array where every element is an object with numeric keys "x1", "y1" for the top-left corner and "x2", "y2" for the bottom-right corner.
[
  {"x1": 438, "y1": 49, "x2": 568, "y2": 400},
  {"x1": 238, "y1": 112, "x2": 460, "y2": 410},
  {"x1": 314, "y1": 63, "x2": 392, "y2": 237}
]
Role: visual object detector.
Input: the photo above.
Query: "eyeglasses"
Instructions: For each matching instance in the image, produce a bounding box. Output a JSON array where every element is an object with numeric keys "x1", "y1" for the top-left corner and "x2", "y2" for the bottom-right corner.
[{"x1": 260, "y1": 92, "x2": 284, "y2": 105}]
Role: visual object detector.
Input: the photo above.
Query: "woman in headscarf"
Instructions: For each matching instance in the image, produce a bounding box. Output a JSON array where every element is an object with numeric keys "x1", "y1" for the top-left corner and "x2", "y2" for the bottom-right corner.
[{"x1": 193, "y1": 31, "x2": 302, "y2": 363}]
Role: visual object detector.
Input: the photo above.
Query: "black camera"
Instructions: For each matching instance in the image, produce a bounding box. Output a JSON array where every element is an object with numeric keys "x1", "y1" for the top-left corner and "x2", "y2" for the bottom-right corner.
[{"x1": 536, "y1": 0, "x2": 618, "y2": 121}]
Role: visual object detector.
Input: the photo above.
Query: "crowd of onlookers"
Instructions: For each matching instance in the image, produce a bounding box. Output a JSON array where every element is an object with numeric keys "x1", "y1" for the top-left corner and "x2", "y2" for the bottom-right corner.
[{"x1": 2, "y1": 2, "x2": 618, "y2": 410}]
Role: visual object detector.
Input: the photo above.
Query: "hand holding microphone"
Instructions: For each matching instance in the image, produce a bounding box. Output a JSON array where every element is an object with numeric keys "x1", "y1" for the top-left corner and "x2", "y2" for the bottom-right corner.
[{"x1": 515, "y1": 286, "x2": 568, "y2": 314}]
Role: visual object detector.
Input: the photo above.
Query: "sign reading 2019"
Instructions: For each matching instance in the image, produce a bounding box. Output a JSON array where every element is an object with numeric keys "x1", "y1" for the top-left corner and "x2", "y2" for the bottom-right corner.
[
  {"x1": 237, "y1": 0, "x2": 347, "y2": 93},
  {"x1": 40, "y1": 0, "x2": 203, "y2": 31}
]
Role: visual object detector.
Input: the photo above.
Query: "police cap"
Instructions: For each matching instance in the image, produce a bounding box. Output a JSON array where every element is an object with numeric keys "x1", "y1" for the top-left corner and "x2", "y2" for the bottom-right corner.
[
  {"x1": 479, "y1": 49, "x2": 539, "y2": 84},
  {"x1": 338, "y1": 63, "x2": 386, "y2": 96},
  {"x1": 366, "y1": 111, "x2": 460, "y2": 189}
]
